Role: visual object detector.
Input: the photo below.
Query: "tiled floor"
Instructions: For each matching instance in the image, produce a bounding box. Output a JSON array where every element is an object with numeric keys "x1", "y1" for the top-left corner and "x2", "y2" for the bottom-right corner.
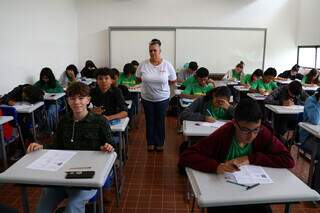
[{"x1": 0, "y1": 112, "x2": 320, "y2": 213}]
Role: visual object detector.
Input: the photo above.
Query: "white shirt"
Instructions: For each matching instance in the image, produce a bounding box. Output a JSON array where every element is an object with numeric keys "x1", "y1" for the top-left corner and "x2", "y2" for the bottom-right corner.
[{"x1": 136, "y1": 59, "x2": 176, "y2": 102}]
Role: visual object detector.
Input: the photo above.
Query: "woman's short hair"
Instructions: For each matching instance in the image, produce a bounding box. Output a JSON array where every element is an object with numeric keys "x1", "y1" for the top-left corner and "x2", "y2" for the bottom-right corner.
[{"x1": 149, "y1": 38, "x2": 161, "y2": 46}]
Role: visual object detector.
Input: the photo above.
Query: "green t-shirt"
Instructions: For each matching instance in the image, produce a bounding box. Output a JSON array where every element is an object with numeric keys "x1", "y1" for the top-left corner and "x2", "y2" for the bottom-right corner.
[
  {"x1": 232, "y1": 69, "x2": 241, "y2": 81},
  {"x1": 182, "y1": 75, "x2": 197, "y2": 87},
  {"x1": 251, "y1": 79, "x2": 278, "y2": 92},
  {"x1": 206, "y1": 102, "x2": 231, "y2": 120},
  {"x1": 34, "y1": 80, "x2": 64, "y2": 93},
  {"x1": 181, "y1": 83, "x2": 213, "y2": 96},
  {"x1": 241, "y1": 74, "x2": 254, "y2": 85},
  {"x1": 301, "y1": 75, "x2": 307, "y2": 84},
  {"x1": 118, "y1": 73, "x2": 137, "y2": 87},
  {"x1": 225, "y1": 136, "x2": 252, "y2": 161}
]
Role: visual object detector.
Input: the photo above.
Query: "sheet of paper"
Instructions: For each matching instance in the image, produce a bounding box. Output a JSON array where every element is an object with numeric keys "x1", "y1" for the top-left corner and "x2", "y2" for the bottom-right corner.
[
  {"x1": 224, "y1": 165, "x2": 273, "y2": 185},
  {"x1": 26, "y1": 150, "x2": 77, "y2": 171},
  {"x1": 196, "y1": 121, "x2": 226, "y2": 128},
  {"x1": 282, "y1": 105, "x2": 304, "y2": 110}
]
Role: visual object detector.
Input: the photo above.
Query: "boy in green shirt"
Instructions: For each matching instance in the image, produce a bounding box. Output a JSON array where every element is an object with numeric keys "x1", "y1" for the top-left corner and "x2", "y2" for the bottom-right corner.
[
  {"x1": 180, "y1": 67, "x2": 214, "y2": 99},
  {"x1": 240, "y1": 69, "x2": 263, "y2": 87},
  {"x1": 250, "y1": 67, "x2": 278, "y2": 95},
  {"x1": 118, "y1": 63, "x2": 138, "y2": 87}
]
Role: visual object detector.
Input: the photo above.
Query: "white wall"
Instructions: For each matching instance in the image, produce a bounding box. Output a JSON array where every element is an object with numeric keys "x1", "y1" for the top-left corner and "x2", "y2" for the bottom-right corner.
[
  {"x1": 76, "y1": 0, "x2": 299, "y2": 74},
  {"x1": 0, "y1": 0, "x2": 78, "y2": 94},
  {"x1": 297, "y1": 0, "x2": 320, "y2": 45}
]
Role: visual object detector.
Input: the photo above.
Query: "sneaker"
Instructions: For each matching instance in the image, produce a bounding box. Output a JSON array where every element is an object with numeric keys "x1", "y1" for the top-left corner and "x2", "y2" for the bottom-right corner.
[
  {"x1": 147, "y1": 145, "x2": 155, "y2": 152},
  {"x1": 155, "y1": 146, "x2": 164, "y2": 152}
]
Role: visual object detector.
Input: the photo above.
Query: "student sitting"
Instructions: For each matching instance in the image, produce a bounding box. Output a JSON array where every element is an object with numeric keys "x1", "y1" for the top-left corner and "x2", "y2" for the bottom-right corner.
[
  {"x1": 118, "y1": 63, "x2": 138, "y2": 88},
  {"x1": 178, "y1": 61, "x2": 198, "y2": 83},
  {"x1": 180, "y1": 67, "x2": 214, "y2": 100},
  {"x1": 180, "y1": 86, "x2": 234, "y2": 122},
  {"x1": 301, "y1": 68, "x2": 319, "y2": 87},
  {"x1": 240, "y1": 69, "x2": 263, "y2": 87},
  {"x1": 265, "y1": 80, "x2": 308, "y2": 140},
  {"x1": 277, "y1": 64, "x2": 303, "y2": 81},
  {"x1": 27, "y1": 82, "x2": 114, "y2": 213},
  {"x1": 250, "y1": 67, "x2": 278, "y2": 95},
  {"x1": 179, "y1": 98, "x2": 294, "y2": 213},
  {"x1": 131, "y1": 60, "x2": 139, "y2": 74},
  {"x1": 223, "y1": 61, "x2": 245, "y2": 81},
  {"x1": 80, "y1": 60, "x2": 97, "y2": 79},
  {"x1": 90, "y1": 68, "x2": 128, "y2": 121},
  {"x1": 34, "y1": 67, "x2": 64, "y2": 131},
  {"x1": 299, "y1": 88, "x2": 320, "y2": 156},
  {"x1": 59, "y1": 64, "x2": 81, "y2": 88}
]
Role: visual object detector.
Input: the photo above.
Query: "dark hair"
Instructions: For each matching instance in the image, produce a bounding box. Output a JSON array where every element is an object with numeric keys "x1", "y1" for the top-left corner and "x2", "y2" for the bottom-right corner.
[
  {"x1": 66, "y1": 64, "x2": 78, "y2": 76},
  {"x1": 39, "y1": 67, "x2": 57, "y2": 89},
  {"x1": 214, "y1": 86, "x2": 231, "y2": 99},
  {"x1": 22, "y1": 85, "x2": 44, "y2": 104},
  {"x1": 131, "y1": 60, "x2": 139, "y2": 67},
  {"x1": 291, "y1": 64, "x2": 300, "y2": 72},
  {"x1": 123, "y1": 63, "x2": 134, "y2": 76},
  {"x1": 288, "y1": 80, "x2": 302, "y2": 96},
  {"x1": 110, "y1": 68, "x2": 120, "y2": 80},
  {"x1": 264, "y1": 67, "x2": 277, "y2": 77},
  {"x1": 251, "y1": 69, "x2": 263, "y2": 81},
  {"x1": 66, "y1": 82, "x2": 90, "y2": 97},
  {"x1": 196, "y1": 67, "x2": 209, "y2": 78},
  {"x1": 315, "y1": 88, "x2": 320, "y2": 101},
  {"x1": 95, "y1": 67, "x2": 111, "y2": 79},
  {"x1": 305, "y1": 68, "x2": 319, "y2": 84},
  {"x1": 188, "y1": 61, "x2": 198, "y2": 71},
  {"x1": 236, "y1": 61, "x2": 245, "y2": 69},
  {"x1": 234, "y1": 98, "x2": 262, "y2": 122},
  {"x1": 149, "y1": 38, "x2": 161, "y2": 46}
]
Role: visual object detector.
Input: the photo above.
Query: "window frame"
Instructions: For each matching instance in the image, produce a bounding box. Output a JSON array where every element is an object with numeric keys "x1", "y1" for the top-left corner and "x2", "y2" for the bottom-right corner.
[{"x1": 297, "y1": 45, "x2": 320, "y2": 69}]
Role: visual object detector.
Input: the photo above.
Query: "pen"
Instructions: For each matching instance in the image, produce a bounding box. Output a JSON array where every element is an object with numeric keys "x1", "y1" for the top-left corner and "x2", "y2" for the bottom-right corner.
[
  {"x1": 226, "y1": 180, "x2": 249, "y2": 188},
  {"x1": 206, "y1": 109, "x2": 214, "y2": 117},
  {"x1": 246, "y1": 183, "x2": 260, "y2": 190},
  {"x1": 69, "y1": 166, "x2": 92, "y2": 170}
]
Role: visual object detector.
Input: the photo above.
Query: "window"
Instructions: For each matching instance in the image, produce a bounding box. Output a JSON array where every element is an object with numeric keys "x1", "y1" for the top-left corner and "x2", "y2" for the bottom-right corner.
[{"x1": 298, "y1": 46, "x2": 320, "y2": 69}]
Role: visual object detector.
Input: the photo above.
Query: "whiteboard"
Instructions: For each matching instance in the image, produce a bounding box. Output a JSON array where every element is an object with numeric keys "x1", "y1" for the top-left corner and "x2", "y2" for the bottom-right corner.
[
  {"x1": 176, "y1": 28, "x2": 265, "y2": 74},
  {"x1": 110, "y1": 29, "x2": 175, "y2": 71}
]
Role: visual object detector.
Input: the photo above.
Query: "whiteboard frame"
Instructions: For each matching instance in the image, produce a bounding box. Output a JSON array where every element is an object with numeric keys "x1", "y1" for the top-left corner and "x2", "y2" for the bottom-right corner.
[{"x1": 109, "y1": 26, "x2": 267, "y2": 71}]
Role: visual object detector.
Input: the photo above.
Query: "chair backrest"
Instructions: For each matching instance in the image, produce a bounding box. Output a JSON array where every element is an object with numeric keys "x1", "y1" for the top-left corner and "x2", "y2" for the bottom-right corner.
[{"x1": 0, "y1": 106, "x2": 19, "y2": 126}]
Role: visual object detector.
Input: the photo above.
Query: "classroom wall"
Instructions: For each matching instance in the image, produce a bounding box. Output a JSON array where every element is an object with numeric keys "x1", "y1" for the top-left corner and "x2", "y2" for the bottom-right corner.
[
  {"x1": 0, "y1": 0, "x2": 78, "y2": 94},
  {"x1": 76, "y1": 0, "x2": 299, "y2": 73},
  {"x1": 297, "y1": 0, "x2": 320, "y2": 45}
]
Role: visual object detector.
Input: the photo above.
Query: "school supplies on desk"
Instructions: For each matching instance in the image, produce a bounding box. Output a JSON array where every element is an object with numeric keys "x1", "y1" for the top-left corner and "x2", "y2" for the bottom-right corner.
[{"x1": 108, "y1": 119, "x2": 121, "y2": 126}]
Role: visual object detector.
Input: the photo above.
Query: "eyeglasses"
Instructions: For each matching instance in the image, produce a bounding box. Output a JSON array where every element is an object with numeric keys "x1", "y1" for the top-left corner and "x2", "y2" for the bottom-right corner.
[{"x1": 235, "y1": 120, "x2": 262, "y2": 135}]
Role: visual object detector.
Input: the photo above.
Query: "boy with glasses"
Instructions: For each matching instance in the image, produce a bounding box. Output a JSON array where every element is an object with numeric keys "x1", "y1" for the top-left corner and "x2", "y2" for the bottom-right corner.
[{"x1": 179, "y1": 98, "x2": 294, "y2": 213}]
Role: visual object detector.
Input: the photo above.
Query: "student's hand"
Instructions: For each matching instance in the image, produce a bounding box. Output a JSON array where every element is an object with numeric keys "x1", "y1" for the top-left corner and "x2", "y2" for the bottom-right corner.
[
  {"x1": 91, "y1": 107, "x2": 105, "y2": 115},
  {"x1": 225, "y1": 156, "x2": 249, "y2": 168},
  {"x1": 259, "y1": 90, "x2": 267, "y2": 96},
  {"x1": 243, "y1": 84, "x2": 250, "y2": 88},
  {"x1": 100, "y1": 143, "x2": 114, "y2": 152},
  {"x1": 216, "y1": 98, "x2": 230, "y2": 109},
  {"x1": 7, "y1": 100, "x2": 16, "y2": 106},
  {"x1": 27, "y1": 143, "x2": 43, "y2": 153},
  {"x1": 283, "y1": 99, "x2": 294, "y2": 106},
  {"x1": 66, "y1": 70, "x2": 76, "y2": 81},
  {"x1": 205, "y1": 116, "x2": 215, "y2": 123},
  {"x1": 216, "y1": 163, "x2": 240, "y2": 174},
  {"x1": 207, "y1": 78, "x2": 214, "y2": 84}
]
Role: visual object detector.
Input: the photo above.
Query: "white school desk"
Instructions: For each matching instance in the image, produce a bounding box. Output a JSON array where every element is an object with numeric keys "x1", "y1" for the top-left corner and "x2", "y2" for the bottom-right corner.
[
  {"x1": 110, "y1": 117, "x2": 129, "y2": 195},
  {"x1": 183, "y1": 120, "x2": 226, "y2": 137},
  {"x1": 0, "y1": 116, "x2": 13, "y2": 169},
  {"x1": 303, "y1": 85, "x2": 319, "y2": 92},
  {"x1": 44, "y1": 93, "x2": 66, "y2": 128},
  {"x1": 275, "y1": 79, "x2": 293, "y2": 85},
  {"x1": 80, "y1": 78, "x2": 96, "y2": 86},
  {"x1": 298, "y1": 122, "x2": 320, "y2": 186},
  {"x1": 213, "y1": 80, "x2": 240, "y2": 87},
  {"x1": 0, "y1": 150, "x2": 118, "y2": 213},
  {"x1": 12, "y1": 102, "x2": 44, "y2": 142},
  {"x1": 247, "y1": 93, "x2": 267, "y2": 101},
  {"x1": 265, "y1": 104, "x2": 304, "y2": 115},
  {"x1": 186, "y1": 167, "x2": 320, "y2": 213},
  {"x1": 128, "y1": 85, "x2": 141, "y2": 93},
  {"x1": 125, "y1": 100, "x2": 132, "y2": 110},
  {"x1": 180, "y1": 98, "x2": 194, "y2": 108},
  {"x1": 234, "y1": 85, "x2": 250, "y2": 92}
]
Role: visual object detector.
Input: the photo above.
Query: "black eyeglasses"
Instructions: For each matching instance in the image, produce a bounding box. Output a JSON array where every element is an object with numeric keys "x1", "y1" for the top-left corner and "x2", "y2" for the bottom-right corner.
[{"x1": 235, "y1": 120, "x2": 262, "y2": 135}]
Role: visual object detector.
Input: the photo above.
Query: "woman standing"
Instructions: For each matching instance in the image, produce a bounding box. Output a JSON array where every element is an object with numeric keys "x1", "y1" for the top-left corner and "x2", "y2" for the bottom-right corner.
[{"x1": 136, "y1": 39, "x2": 177, "y2": 151}]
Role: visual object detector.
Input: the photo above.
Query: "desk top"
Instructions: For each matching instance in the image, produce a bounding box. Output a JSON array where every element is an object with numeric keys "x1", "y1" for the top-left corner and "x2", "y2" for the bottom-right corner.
[
  {"x1": 180, "y1": 98, "x2": 194, "y2": 108},
  {"x1": 299, "y1": 122, "x2": 320, "y2": 139},
  {"x1": 125, "y1": 100, "x2": 132, "y2": 110},
  {"x1": 128, "y1": 85, "x2": 141, "y2": 93},
  {"x1": 0, "y1": 150, "x2": 117, "y2": 188},
  {"x1": 183, "y1": 120, "x2": 227, "y2": 137},
  {"x1": 12, "y1": 102, "x2": 44, "y2": 113},
  {"x1": 234, "y1": 86, "x2": 250, "y2": 92},
  {"x1": 247, "y1": 93, "x2": 267, "y2": 101},
  {"x1": 44, "y1": 93, "x2": 65, "y2": 101},
  {"x1": 302, "y1": 86, "x2": 319, "y2": 91},
  {"x1": 110, "y1": 117, "x2": 130, "y2": 132},
  {"x1": 0, "y1": 116, "x2": 13, "y2": 125},
  {"x1": 275, "y1": 79, "x2": 293, "y2": 85},
  {"x1": 186, "y1": 167, "x2": 320, "y2": 208},
  {"x1": 265, "y1": 104, "x2": 304, "y2": 114},
  {"x1": 80, "y1": 78, "x2": 96, "y2": 85}
]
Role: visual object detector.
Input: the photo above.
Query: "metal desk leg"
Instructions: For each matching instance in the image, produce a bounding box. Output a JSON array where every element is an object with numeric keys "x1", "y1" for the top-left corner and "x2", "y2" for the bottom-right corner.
[
  {"x1": 31, "y1": 112, "x2": 37, "y2": 142},
  {"x1": 20, "y1": 186, "x2": 29, "y2": 213},
  {"x1": 308, "y1": 143, "x2": 318, "y2": 186},
  {"x1": 118, "y1": 131, "x2": 124, "y2": 194},
  {"x1": 55, "y1": 100, "x2": 59, "y2": 130},
  {"x1": 113, "y1": 165, "x2": 120, "y2": 207},
  {"x1": 284, "y1": 203, "x2": 291, "y2": 213},
  {"x1": 0, "y1": 125, "x2": 7, "y2": 169},
  {"x1": 98, "y1": 187, "x2": 104, "y2": 213}
]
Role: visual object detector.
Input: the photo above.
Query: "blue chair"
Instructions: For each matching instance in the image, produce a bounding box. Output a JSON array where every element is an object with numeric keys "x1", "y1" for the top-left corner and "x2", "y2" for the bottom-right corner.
[{"x1": 0, "y1": 106, "x2": 25, "y2": 169}]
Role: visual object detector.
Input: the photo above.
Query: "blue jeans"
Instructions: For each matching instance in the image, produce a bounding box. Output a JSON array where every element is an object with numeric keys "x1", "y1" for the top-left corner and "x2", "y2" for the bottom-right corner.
[
  {"x1": 46, "y1": 104, "x2": 60, "y2": 132},
  {"x1": 142, "y1": 98, "x2": 169, "y2": 147},
  {"x1": 36, "y1": 187, "x2": 97, "y2": 213}
]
